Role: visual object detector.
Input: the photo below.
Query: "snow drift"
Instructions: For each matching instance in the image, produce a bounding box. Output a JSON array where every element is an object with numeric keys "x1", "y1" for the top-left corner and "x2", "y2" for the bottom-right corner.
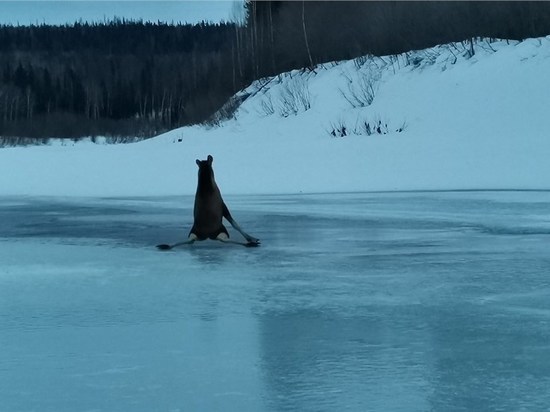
[{"x1": 1, "y1": 37, "x2": 550, "y2": 197}]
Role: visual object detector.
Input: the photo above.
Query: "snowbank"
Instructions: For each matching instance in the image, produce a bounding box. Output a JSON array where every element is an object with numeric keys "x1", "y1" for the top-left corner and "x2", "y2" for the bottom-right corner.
[{"x1": 1, "y1": 37, "x2": 550, "y2": 197}]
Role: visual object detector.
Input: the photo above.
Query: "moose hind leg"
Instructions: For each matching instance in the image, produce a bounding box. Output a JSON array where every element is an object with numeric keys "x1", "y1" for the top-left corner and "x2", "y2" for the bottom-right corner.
[
  {"x1": 222, "y1": 203, "x2": 260, "y2": 244},
  {"x1": 216, "y1": 232, "x2": 258, "y2": 247}
]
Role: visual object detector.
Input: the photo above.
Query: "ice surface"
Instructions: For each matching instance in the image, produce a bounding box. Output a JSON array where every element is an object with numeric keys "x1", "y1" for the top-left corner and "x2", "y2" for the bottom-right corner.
[{"x1": 1, "y1": 192, "x2": 550, "y2": 411}]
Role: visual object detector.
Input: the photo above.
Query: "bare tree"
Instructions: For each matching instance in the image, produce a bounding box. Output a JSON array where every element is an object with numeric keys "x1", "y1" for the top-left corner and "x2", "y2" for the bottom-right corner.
[{"x1": 302, "y1": 1, "x2": 314, "y2": 69}]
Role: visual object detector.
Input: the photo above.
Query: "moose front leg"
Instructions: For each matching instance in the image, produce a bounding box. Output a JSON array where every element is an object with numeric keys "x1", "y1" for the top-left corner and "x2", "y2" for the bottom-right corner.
[{"x1": 156, "y1": 233, "x2": 198, "y2": 250}]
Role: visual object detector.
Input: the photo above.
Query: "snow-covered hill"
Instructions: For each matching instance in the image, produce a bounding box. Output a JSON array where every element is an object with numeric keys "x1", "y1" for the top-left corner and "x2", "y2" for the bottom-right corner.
[{"x1": 1, "y1": 37, "x2": 550, "y2": 197}]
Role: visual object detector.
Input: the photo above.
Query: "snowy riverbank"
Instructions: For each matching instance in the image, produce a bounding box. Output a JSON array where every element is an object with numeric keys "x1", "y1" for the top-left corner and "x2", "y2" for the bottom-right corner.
[{"x1": 1, "y1": 37, "x2": 549, "y2": 197}]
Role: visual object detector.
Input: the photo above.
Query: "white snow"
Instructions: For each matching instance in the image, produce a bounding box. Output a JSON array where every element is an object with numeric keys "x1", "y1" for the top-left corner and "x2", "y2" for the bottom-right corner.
[{"x1": 1, "y1": 37, "x2": 550, "y2": 197}]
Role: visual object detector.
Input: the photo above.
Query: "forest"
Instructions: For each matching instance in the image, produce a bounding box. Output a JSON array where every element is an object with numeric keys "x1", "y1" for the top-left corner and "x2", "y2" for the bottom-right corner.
[{"x1": 1, "y1": 1, "x2": 550, "y2": 142}]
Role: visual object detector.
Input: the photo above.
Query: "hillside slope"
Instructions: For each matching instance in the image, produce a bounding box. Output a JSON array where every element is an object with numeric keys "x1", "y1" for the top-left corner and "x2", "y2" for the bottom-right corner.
[{"x1": 1, "y1": 37, "x2": 549, "y2": 197}]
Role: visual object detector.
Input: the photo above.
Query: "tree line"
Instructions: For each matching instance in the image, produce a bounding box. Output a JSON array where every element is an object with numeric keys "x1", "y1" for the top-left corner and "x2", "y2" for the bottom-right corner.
[
  {"x1": 0, "y1": 20, "x2": 237, "y2": 139},
  {"x1": 1, "y1": 1, "x2": 550, "y2": 141},
  {"x1": 241, "y1": 1, "x2": 550, "y2": 79}
]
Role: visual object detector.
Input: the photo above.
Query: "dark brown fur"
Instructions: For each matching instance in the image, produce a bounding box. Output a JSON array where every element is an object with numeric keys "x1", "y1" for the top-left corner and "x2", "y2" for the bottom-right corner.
[
  {"x1": 190, "y1": 155, "x2": 229, "y2": 240},
  {"x1": 157, "y1": 155, "x2": 260, "y2": 249}
]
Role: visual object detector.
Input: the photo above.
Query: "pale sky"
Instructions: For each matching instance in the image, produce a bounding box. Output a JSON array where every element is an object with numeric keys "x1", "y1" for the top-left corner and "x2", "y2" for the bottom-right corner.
[{"x1": 0, "y1": 1, "x2": 240, "y2": 26}]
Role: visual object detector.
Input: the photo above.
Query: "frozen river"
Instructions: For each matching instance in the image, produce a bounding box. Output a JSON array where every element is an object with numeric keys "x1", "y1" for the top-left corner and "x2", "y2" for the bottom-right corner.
[{"x1": 1, "y1": 191, "x2": 550, "y2": 411}]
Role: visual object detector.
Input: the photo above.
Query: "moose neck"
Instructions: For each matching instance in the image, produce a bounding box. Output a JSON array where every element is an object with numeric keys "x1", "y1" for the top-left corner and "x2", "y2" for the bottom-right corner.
[{"x1": 197, "y1": 168, "x2": 217, "y2": 195}]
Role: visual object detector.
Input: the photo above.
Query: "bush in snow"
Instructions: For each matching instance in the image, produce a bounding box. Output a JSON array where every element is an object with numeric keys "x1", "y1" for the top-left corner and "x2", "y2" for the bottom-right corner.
[
  {"x1": 255, "y1": 74, "x2": 312, "y2": 118},
  {"x1": 277, "y1": 76, "x2": 311, "y2": 117},
  {"x1": 328, "y1": 117, "x2": 406, "y2": 138},
  {"x1": 258, "y1": 95, "x2": 275, "y2": 116},
  {"x1": 202, "y1": 95, "x2": 244, "y2": 128},
  {"x1": 328, "y1": 119, "x2": 348, "y2": 137},
  {"x1": 339, "y1": 70, "x2": 378, "y2": 108}
]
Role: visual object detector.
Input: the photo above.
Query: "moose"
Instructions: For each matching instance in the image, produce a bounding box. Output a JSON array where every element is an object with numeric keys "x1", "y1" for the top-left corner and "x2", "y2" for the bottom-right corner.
[{"x1": 157, "y1": 155, "x2": 260, "y2": 249}]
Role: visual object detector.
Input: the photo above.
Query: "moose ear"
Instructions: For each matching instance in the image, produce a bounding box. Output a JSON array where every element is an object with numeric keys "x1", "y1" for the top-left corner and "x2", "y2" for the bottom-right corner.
[
  {"x1": 196, "y1": 159, "x2": 201, "y2": 167},
  {"x1": 207, "y1": 155, "x2": 213, "y2": 164}
]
